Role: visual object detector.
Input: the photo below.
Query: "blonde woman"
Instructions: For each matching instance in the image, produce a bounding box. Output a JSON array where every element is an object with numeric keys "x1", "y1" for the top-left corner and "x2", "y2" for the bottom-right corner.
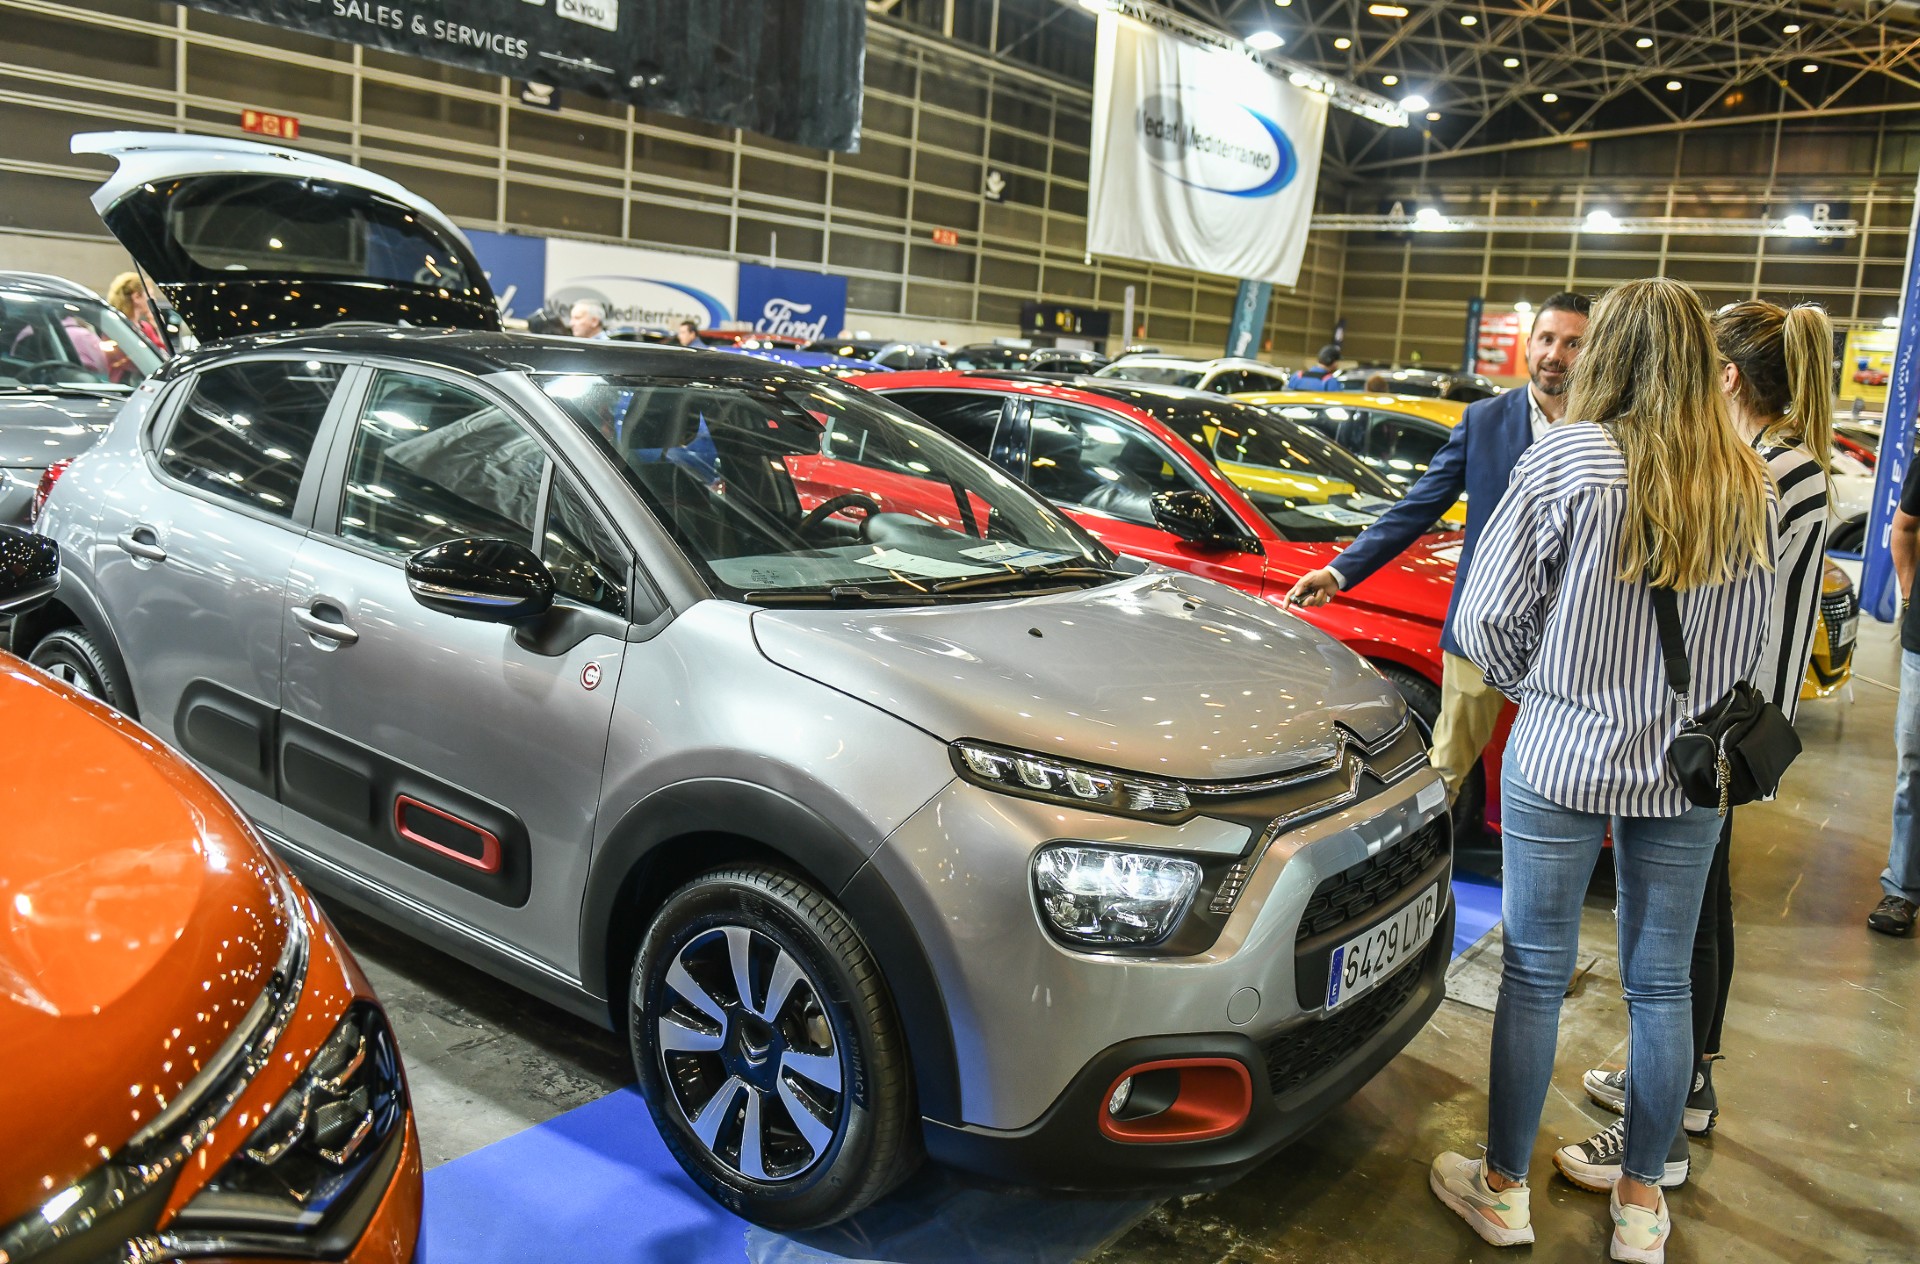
[
  {"x1": 1428, "y1": 279, "x2": 1775, "y2": 1264},
  {"x1": 105, "y1": 271, "x2": 161, "y2": 348},
  {"x1": 1565, "y1": 300, "x2": 1833, "y2": 1183}
]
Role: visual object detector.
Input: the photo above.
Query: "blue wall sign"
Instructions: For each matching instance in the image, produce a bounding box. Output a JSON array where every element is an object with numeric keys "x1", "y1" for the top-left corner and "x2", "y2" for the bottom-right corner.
[
  {"x1": 737, "y1": 265, "x2": 847, "y2": 342},
  {"x1": 464, "y1": 229, "x2": 548, "y2": 323}
]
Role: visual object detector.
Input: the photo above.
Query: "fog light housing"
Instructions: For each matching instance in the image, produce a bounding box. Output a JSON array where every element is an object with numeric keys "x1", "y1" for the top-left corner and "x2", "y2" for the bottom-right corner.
[
  {"x1": 1107, "y1": 1077, "x2": 1134, "y2": 1116},
  {"x1": 1033, "y1": 845, "x2": 1202, "y2": 947}
]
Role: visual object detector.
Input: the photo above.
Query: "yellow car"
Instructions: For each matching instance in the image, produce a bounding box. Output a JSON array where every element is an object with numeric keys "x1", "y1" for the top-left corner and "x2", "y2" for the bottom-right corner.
[
  {"x1": 1231, "y1": 391, "x2": 1470, "y2": 526},
  {"x1": 1804, "y1": 558, "x2": 1859, "y2": 700}
]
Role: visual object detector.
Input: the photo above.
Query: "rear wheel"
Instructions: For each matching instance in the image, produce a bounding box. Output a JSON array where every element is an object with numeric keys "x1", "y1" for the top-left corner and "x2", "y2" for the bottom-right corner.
[
  {"x1": 28, "y1": 627, "x2": 127, "y2": 712},
  {"x1": 1375, "y1": 662, "x2": 1485, "y2": 845},
  {"x1": 630, "y1": 866, "x2": 919, "y2": 1229}
]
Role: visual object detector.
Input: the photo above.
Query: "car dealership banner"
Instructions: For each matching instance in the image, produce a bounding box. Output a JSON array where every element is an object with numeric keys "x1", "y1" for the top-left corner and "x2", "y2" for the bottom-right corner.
[
  {"x1": 737, "y1": 264, "x2": 846, "y2": 342},
  {"x1": 1087, "y1": 13, "x2": 1328, "y2": 287},
  {"x1": 163, "y1": 0, "x2": 866, "y2": 151}
]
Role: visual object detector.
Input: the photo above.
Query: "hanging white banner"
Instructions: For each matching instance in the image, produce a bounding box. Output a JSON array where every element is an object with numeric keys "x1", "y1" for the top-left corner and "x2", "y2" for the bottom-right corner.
[{"x1": 1088, "y1": 13, "x2": 1329, "y2": 287}]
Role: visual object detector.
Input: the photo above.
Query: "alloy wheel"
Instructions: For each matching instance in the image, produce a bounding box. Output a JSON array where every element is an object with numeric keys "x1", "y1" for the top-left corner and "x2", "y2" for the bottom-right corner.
[
  {"x1": 43, "y1": 660, "x2": 98, "y2": 698},
  {"x1": 656, "y1": 925, "x2": 845, "y2": 1183}
]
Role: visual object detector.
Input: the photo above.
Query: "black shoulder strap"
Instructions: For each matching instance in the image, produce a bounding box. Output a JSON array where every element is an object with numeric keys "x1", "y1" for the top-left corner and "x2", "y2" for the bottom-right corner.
[{"x1": 1650, "y1": 586, "x2": 1691, "y2": 700}]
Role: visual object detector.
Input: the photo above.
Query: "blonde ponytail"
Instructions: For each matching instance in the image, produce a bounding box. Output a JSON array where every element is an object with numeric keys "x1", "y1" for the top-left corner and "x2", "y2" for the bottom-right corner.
[{"x1": 1780, "y1": 304, "x2": 1834, "y2": 475}]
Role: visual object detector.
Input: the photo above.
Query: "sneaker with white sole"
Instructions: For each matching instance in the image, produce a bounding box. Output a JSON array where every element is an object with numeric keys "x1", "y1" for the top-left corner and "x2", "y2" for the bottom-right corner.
[
  {"x1": 1582, "y1": 1065, "x2": 1718, "y2": 1134},
  {"x1": 1429, "y1": 1151, "x2": 1534, "y2": 1247},
  {"x1": 1610, "y1": 1182, "x2": 1672, "y2": 1263},
  {"x1": 1553, "y1": 1117, "x2": 1689, "y2": 1192}
]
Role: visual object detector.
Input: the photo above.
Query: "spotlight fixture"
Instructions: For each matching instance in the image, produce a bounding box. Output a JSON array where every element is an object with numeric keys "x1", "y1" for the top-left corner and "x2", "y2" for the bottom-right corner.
[
  {"x1": 1782, "y1": 214, "x2": 1815, "y2": 235},
  {"x1": 1802, "y1": 62, "x2": 1818, "y2": 73},
  {"x1": 1635, "y1": 36, "x2": 1652, "y2": 47},
  {"x1": 1275, "y1": 0, "x2": 1293, "y2": 6},
  {"x1": 1666, "y1": 79, "x2": 1682, "y2": 90},
  {"x1": 1335, "y1": 36, "x2": 1352, "y2": 48},
  {"x1": 1247, "y1": 29, "x2": 1284, "y2": 49},
  {"x1": 1383, "y1": 74, "x2": 1400, "y2": 85},
  {"x1": 1783, "y1": 22, "x2": 1801, "y2": 32},
  {"x1": 1414, "y1": 207, "x2": 1447, "y2": 230},
  {"x1": 1514, "y1": 300, "x2": 1534, "y2": 314},
  {"x1": 1461, "y1": 14, "x2": 1478, "y2": 25},
  {"x1": 1584, "y1": 209, "x2": 1620, "y2": 233},
  {"x1": 1542, "y1": 92, "x2": 1559, "y2": 103},
  {"x1": 1400, "y1": 93, "x2": 1431, "y2": 111},
  {"x1": 1368, "y1": 3, "x2": 1410, "y2": 16},
  {"x1": 1426, "y1": 111, "x2": 1442, "y2": 120},
  {"x1": 1503, "y1": 56, "x2": 1520, "y2": 68},
  {"x1": 1884, "y1": 316, "x2": 1901, "y2": 329}
]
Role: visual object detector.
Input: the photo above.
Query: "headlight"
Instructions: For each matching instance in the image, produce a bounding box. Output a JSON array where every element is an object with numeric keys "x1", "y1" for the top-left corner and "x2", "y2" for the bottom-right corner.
[
  {"x1": 953, "y1": 740, "x2": 1192, "y2": 819},
  {"x1": 1033, "y1": 844, "x2": 1203, "y2": 947},
  {"x1": 171, "y1": 1001, "x2": 406, "y2": 1238}
]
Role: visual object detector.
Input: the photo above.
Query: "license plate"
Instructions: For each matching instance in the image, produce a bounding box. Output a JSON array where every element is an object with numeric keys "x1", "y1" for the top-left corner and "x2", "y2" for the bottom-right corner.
[
  {"x1": 1835, "y1": 616, "x2": 1858, "y2": 648},
  {"x1": 1325, "y1": 883, "x2": 1439, "y2": 1011}
]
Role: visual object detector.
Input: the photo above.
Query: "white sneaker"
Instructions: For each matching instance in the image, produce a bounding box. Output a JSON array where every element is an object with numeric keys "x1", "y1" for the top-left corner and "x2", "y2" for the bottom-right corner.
[
  {"x1": 1609, "y1": 1183, "x2": 1672, "y2": 1263},
  {"x1": 1429, "y1": 1151, "x2": 1534, "y2": 1247}
]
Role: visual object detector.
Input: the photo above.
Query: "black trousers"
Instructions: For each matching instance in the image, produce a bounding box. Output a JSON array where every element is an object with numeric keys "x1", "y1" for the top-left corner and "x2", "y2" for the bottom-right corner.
[{"x1": 1688, "y1": 813, "x2": 1737, "y2": 1061}]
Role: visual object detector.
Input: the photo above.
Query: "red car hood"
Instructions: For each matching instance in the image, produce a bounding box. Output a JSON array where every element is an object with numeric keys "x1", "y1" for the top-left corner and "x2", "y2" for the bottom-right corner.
[{"x1": 1278, "y1": 531, "x2": 1461, "y2": 626}]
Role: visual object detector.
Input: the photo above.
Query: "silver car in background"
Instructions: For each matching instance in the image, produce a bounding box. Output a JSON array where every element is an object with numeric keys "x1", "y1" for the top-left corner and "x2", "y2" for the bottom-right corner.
[{"x1": 20, "y1": 132, "x2": 1455, "y2": 1228}]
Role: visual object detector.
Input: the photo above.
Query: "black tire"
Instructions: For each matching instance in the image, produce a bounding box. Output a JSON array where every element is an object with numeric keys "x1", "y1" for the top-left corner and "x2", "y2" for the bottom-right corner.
[
  {"x1": 28, "y1": 627, "x2": 129, "y2": 712},
  {"x1": 1828, "y1": 515, "x2": 1867, "y2": 554},
  {"x1": 1375, "y1": 662, "x2": 1486, "y2": 844},
  {"x1": 630, "y1": 866, "x2": 919, "y2": 1229}
]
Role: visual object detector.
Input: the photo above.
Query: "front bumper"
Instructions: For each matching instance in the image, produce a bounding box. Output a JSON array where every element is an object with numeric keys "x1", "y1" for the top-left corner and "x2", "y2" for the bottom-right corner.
[{"x1": 924, "y1": 894, "x2": 1452, "y2": 1192}]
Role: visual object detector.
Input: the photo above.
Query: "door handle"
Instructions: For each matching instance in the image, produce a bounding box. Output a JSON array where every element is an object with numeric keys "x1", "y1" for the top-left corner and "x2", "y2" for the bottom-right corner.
[
  {"x1": 293, "y1": 603, "x2": 359, "y2": 646},
  {"x1": 115, "y1": 528, "x2": 167, "y2": 563}
]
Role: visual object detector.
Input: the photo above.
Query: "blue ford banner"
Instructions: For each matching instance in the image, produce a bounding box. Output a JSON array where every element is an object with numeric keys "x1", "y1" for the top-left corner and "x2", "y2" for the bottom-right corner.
[
  {"x1": 737, "y1": 265, "x2": 847, "y2": 342},
  {"x1": 465, "y1": 230, "x2": 548, "y2": 323},
  {"x1": 1860, "y1": 195, "x2": 1920, "y2": 621}
]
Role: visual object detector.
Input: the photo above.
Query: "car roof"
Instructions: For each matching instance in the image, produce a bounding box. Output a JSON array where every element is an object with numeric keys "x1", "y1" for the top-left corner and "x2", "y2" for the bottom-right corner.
[
  {"x1": 1106, "y1": 355, "x2": 1279, "y2": 371},
  {"x1": 0, "y1": 272, "x2": 107, "y2": 302},
  {"x1": 1232, "y1": 389, "x2": 1469, "y2": 425},
  {"x1": 157, "y1": 327, "x2": 816, "y2": 381}
]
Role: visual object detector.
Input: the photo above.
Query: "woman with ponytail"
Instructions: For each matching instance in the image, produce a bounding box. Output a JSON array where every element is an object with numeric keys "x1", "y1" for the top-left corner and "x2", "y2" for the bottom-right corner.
[
  {"x1": 1428, "y1": 280, "x2": 1775, "y2": 1264},
  {"x1": 1561, "y1": 299, "x2": 1834, "y2": 1202}
]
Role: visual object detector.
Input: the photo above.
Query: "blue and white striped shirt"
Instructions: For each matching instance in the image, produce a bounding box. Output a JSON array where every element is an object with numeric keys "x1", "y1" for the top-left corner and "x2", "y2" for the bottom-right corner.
[{"x1": 1454, "y1": 422, "x2": 1776, "y2": 817}]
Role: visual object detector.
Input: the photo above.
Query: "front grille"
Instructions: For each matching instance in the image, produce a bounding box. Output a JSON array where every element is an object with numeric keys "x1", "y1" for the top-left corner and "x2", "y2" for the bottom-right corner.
[
  {"x1": 1295, "y1": 816, "x2": 1449, "y2": 942},
  {"x1": 1263, "y1": 940, "x2": 1434, "y2": 1098},
  {"x1": 1821, "y1": 588, "x2": 1858, "y2": 672}
]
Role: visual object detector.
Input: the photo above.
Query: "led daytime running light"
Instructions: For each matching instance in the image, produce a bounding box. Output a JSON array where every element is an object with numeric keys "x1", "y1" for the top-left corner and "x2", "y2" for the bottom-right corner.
[{"x1": 954, "y1": 742, "x2": 1191, "y2": 817}]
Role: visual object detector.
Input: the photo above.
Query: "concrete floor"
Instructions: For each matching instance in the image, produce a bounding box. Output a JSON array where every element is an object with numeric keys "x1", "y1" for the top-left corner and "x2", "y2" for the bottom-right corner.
[{"x1": 332, "y1": 620, "x2": 1920, "y2": 1264}]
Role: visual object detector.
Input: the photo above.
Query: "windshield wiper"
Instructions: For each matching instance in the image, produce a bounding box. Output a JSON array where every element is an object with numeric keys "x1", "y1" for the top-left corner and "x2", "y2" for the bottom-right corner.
[
  {"x1": 741, "y1": 585, "x2": 939, "y2": 606},
  {"x1": 928, "y1": 565, "x2": 1130, "y2": 594}
]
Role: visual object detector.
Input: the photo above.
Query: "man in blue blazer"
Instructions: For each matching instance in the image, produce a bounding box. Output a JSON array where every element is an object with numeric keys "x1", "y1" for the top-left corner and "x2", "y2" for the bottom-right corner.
[{"x1": 1287, "y1": 291, "x2": 1590, "y2": 804}]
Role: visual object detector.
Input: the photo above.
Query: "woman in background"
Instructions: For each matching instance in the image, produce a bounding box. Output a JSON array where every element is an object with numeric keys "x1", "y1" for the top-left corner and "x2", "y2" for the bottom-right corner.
[{"x1": 105, "y1": 271, "x2": 162, "y2": 348}]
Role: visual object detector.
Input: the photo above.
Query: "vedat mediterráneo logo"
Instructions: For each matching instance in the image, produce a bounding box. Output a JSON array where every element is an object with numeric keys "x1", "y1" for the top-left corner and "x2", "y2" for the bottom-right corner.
[
  {"x1": 755, "y1": 297, "x2": 830, "y2": 341},
  {"x1": 1138, "y1": 90, "x2": 1298, "y2": 199}
]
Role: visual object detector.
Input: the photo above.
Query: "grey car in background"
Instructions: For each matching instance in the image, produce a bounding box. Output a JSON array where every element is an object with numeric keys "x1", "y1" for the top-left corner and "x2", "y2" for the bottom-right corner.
[
  {"x1": 0, "y1": 272, "x2": 165, "y2": 523},
  {"x1": 21, "y1": 132, "x2": 1455, "y2": 1228}
]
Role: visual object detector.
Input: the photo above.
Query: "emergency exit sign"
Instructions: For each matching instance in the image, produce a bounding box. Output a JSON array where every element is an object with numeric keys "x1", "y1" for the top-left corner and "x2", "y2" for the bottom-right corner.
[
  {"x1": 930, "y1": 228, "x2": 960, "y2": 246},
  {"x1": 241, "y1": 109, "x2": 300, "y2": 140}
]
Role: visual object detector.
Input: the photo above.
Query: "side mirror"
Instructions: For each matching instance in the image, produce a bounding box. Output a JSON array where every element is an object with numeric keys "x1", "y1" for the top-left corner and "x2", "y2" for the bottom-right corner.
[
  {"x1": 406, "y1": 538, "x2": 554, "y2": 624},
  {"x1": 0, "y1": 528, "x2": 58, "y2": 614},
  {"x1": 1150, "y1": 490, "x2": 1243, "y2": 551}
]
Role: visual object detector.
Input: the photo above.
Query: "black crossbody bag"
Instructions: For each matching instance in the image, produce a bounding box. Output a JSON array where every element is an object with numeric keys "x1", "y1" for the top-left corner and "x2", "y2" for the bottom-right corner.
[{"x1": 1651, "y1": 586, "x2": 1801, "y2": 815}]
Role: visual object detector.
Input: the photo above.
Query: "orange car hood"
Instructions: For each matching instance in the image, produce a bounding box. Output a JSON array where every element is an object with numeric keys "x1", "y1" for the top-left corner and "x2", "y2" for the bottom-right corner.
[{"x1": 0, "y1": 662, "x2": 289, "y2": 1225}]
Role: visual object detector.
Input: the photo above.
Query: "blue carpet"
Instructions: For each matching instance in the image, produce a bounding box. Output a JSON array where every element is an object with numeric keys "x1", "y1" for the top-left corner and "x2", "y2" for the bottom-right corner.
[{"x1": 420, "y1": 873, "x2": 1505, "y2": 1264}]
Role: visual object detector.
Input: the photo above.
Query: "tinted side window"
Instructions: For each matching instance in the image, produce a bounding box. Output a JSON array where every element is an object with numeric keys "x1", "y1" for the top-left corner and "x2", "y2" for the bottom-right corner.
[
  {"x1": 340, "y1": 371, "x2": 542, "y2": 554},
  {"x1": 542, "y1": 473, "x2": 629, "y2": 618},
  {"x1": 1027, "y1": 401, "x2": 1206, "y2": 527},
  {"x1": 1365, "y1": 415, "x2": 1450, "y2": 486},
  {"x1": 159, "y1": 360, "x2": 340, "y2": 518},
  {"x1": 884, "y1": 391, "x2": 1005, "y2": 458}
]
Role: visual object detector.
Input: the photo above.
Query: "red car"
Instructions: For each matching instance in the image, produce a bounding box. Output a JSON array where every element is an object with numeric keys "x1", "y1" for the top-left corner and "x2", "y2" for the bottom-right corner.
[
  {"x1": 863, "y1": 371, "x2": 1510, "y2": 835},
  {"x1": 699, "y1": 329, "x2": 808, "y2": 349}
]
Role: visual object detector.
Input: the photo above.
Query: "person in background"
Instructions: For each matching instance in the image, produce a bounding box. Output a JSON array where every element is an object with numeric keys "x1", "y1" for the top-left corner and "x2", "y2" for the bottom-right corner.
[
  {"x1": 1286, "y1": 291, "x2": 1590, "y2": 810},
  {"x1": 1874, "y1": 418, "x2": 1920, "y2": 937},
  {"x1": 1432, "y1": 278, "x2": 1775, "y2": 1264},
  {"x1": 1286, "y1": 344, "x2": 1345, "y2": 390},
  {"x1": 568, "y1": 300, "x2": 609, "y2": 340},
  {"x1": 674, "y1": 319, "x2": 701, "y2": 347},
  {"x1": 1365, "y1": 372, "x2": 1392, "y2": 393},
  {"x1": 105, "y1": 271, "x2": 162, "y2": 348},
  {"x1": 1561, "y1": 299, "x2": 1835, "y2": 1188}
]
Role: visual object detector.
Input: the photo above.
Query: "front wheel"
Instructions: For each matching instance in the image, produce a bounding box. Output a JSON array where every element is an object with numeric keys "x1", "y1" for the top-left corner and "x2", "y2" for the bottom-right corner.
[
  {"x1": 630, "y1": 866, "x2": 919, "y2": 1229},
  {"x1": 1376, "y1": 662, "x2": 1485, "y2": 844},
  {"x1": 28, "y1": 627, "x2": 129, "y2": 712}
]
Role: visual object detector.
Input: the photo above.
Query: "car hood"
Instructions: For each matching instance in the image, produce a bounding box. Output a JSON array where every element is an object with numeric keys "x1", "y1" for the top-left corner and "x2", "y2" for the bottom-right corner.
[
  {"x1": 1277, "y1": 532, "x2": 1460, "y2": 626},
  {"x1": 0, "y1": 663, "x2": 293, "y2": 1225},
  {"x1": 0, "y1": 391, "x2": 122, "y2": 467},
  {"x1": 751, "y1": 572, "x2": 1405, "y2": 782},
  {"x1": 73, "y1": 131, "x2": 498, "y2": 343}
]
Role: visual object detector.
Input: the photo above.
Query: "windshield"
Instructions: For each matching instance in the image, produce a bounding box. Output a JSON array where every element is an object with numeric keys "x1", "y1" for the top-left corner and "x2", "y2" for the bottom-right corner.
[
  {"x1": 1096, "y1": 362, "x2": 1203, "y2": 389},
  {"x1": 0, "y1": 290, "x2": 163, "y2": 390},
  {"x1": 537, "y1": 372, "x2": 1114, "y2": 599},
  {"x1": 1142, "y1": 396, "x2": 1408, "y2": 543}
]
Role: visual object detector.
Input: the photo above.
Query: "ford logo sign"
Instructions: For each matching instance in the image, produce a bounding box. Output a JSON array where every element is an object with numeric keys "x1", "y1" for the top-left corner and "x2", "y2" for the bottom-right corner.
[{"x1": 1138, "y1": 90, "x2": 1297, "y2": 199}]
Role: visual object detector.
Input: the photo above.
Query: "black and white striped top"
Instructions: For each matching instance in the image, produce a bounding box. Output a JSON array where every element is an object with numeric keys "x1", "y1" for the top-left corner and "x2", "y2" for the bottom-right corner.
[
  {"x1": 1754, "y1": 441, "x2": 1829, "y2": 724},
  {"x1": 1454, "y1": 422, "x2": 1776, "y2": 817}
]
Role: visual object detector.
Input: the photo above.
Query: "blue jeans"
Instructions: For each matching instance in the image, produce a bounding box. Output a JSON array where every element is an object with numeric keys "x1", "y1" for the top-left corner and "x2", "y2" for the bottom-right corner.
[
  {"x1": 1486, "y1": 764, "x2": 1721, "y2": 1186},
  {"x1": 1886, "y1": 650, "x2": 1920, "y2": 903}
]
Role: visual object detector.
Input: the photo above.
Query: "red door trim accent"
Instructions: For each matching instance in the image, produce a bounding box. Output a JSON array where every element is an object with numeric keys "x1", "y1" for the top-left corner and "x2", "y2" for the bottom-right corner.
[{"x1": 394, "y1": 795, "x2": 502, "y2": 874}]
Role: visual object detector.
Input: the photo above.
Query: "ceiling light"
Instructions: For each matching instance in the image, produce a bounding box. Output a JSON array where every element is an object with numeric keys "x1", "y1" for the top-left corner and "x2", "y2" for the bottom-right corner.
[
  {"x1": 1781, "y1": 213, "x2": 1816, "y2": 235},
  {"x1": 1460, "y1": 14, "x2": 1478, "y2": 25},
  {"x1": 1383, "y1": 74, "x2": 1400, "y2": 85},
  {"x1": 1514, "y1": 301, "x2": 1534, "y2": 314},
  {"x1": 1368, "y1": 3, "x2": 1410, "y2": 16},
  {"x1": 1334, "y1": 36, "x2": 1352, "y2": 48},
  {"x1": 1414, "y1": 207, "x2": 1447, "y2": 229},
  {"x1": 1783, "y1": 22, "x2": 1802, "y2": 32},
  {"x1": 1635, "y1": 36, "x2": 1653, "y2": 47},
  {"x1": 1077, "y1": 0, "x2": 1113, "y2": 10},
  {"x1": 1400, "y1": 93, "x2": 1430, "y2": 111},
  {"x1": 1275, "y1": 0, "x2": 1293, "y2": 6},
  {"x1": 1426, "y1": 111, "x2": 1442, "y2": 120},
  {"x1": 1802, "y1": 62, "x2": 1818, "y2": 73},
  {"x1": 1503, "y1": 56, "x2": 1520, "y2": 68},
  {"x1": 1247, "y1": 29, "x2": 1284, "y2": 49},
  {"x1": 1542, "y1": 92, "x2": 1559, "y2": 102},
  {"x1": 1584, "y1": 209, "x2": 1620, "y2": 232},
  {"x1": 1666, "y1": 79, "x2": 1682, "y2": 90},
  {"x1": 1883, "y1": 316, "x2": 1900, "y2": 329}
]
